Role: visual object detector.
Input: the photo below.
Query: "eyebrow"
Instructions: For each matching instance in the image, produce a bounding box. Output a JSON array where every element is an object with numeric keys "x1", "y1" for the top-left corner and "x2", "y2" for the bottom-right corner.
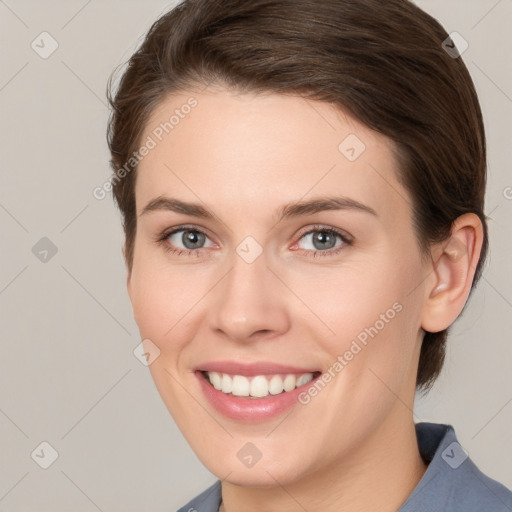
[{"x1": 139, "y1": 195, "x2": 378, "y2": 221}]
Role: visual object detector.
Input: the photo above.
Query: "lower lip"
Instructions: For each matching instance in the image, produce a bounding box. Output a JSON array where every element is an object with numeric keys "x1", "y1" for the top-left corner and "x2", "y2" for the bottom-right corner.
[{"x1": 195, "y1": 371, "x2": 320, "y2": 423}]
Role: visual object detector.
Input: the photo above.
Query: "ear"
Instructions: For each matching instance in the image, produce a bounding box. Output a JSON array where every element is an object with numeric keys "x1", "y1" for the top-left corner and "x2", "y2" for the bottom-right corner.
[{"x1": 421, "y1": 213, "x2": 484, "y2": 333}]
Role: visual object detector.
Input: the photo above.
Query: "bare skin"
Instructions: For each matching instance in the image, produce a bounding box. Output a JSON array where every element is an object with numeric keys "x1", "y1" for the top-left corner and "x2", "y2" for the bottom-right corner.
[{"x1": 126, "y1": 86, "x2": 483, "y2": 512}]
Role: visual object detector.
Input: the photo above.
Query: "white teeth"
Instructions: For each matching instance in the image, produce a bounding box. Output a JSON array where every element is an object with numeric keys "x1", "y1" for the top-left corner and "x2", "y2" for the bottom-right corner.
[
  {"x1": 283, "y1": 374, "x2": 296, "y2": 392},
  {"x1": 269, "y1": 375, "x2": 284, "y2": 395},
  {"x1": 205, "y1": 372, "x2": 315, "y2": 398},
  {"x1": 232, "y1": 375, "x2": 250, "y2": 397},
  {"x1": 209, "y1": 371, "x2": 222, "y2": 390},
  {"x1": 250, "y1": 376, "x2": 269, "y2": 398},
  {"x1": 296, "y1": 373, "x2": 314, "y2": 387},
  {"x1": 221, "y1": 373, "x2": 232, "y2": 394}
]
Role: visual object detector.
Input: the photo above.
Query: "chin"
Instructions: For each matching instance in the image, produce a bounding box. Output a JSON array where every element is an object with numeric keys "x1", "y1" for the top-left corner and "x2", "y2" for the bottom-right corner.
[
  {"x1": 222, "y1": 468, "x2": 300, "y2": 488},
  {"x1": 201, "y1": 451, "x2": 308, "y2": 488}
]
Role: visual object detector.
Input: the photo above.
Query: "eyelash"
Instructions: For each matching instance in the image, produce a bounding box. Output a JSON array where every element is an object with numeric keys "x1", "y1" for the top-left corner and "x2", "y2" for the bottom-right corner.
[{"x1": 155, "y1": 224, "x2": 353, "y2": 259}]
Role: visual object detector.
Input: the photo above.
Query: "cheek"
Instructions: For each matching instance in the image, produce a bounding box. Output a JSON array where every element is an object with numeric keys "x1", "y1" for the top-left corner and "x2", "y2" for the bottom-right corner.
[
  {"x1": 128, "y1": 259, "x2": 211, "y2": 430},
  {"x1": 129, "y1": 255, "x2": 207, "y2": 350},
  {"x1": 289, "y1": 253, "x2": 421, "y2": 393},
  {"x1": 288, "y1": 257, "x2": 407, "y2": 342}
]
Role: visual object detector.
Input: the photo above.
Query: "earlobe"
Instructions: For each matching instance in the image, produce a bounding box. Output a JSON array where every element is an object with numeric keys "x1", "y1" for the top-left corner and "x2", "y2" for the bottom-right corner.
[{"x1": 421, "y1": 213, "x2": 483, "y2": 333}]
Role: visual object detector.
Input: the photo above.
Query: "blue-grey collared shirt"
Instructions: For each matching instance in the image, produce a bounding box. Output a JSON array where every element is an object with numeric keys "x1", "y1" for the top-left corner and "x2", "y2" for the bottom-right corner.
[{"x1": 177, "y1": 422, "x2": 512, "y2": 511}]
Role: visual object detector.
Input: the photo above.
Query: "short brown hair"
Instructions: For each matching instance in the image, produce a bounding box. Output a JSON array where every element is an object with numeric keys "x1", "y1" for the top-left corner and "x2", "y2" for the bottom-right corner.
[{"x1": 107, "y1": 0, "x2": 488, "y2": 393}]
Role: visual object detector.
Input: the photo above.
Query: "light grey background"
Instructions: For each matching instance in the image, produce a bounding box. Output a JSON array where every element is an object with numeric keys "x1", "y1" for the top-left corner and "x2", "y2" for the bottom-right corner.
[{"x1": 0, "y1": 0, "x2": 511, "y2": 510}]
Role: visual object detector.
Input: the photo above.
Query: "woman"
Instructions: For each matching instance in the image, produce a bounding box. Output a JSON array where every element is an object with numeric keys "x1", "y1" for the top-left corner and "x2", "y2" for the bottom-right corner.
[{"x1": 106, "y1": 0, "x2": 512, "y2": 510}]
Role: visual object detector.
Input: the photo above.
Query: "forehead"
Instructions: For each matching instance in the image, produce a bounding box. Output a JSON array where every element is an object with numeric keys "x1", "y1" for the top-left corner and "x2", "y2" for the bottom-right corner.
[{"x1": 135, "y1": 88, "x2": 410, "y2": 226}]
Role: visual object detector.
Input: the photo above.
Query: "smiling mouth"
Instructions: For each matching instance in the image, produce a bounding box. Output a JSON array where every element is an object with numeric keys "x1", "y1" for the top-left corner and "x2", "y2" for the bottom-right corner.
[{"x1": 200, "y1": 370, "x2": 322, "y2": 399}]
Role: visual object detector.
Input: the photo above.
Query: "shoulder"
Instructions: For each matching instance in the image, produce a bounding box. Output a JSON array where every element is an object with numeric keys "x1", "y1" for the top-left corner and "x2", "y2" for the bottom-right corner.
[
  {"x1": 176, "y1": 480, "x2": 222, "y2": 512},
  {"x1": 399, "y1": 422, "x2": 512, "y2": 512}
]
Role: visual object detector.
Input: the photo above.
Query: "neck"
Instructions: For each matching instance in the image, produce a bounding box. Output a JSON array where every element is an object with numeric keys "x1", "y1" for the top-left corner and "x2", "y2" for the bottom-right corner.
[{"x1": 220, "y1": 411, "x2": 427, "y2": 512}]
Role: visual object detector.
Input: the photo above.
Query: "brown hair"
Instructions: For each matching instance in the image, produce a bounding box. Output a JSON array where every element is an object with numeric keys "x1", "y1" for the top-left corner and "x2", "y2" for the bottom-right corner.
[{"x1": 107, "y1": 0, "x2": 488, "y2": 393}]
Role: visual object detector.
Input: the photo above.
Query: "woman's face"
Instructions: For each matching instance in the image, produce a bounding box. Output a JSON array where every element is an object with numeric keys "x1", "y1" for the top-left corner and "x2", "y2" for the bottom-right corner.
[{"x1": 128, "y1": 87, "x2": 429, "y2": 486}]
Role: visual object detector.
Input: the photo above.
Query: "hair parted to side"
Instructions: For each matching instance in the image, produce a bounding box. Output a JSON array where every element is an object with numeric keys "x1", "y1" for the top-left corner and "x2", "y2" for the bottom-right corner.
[{"x1": 107, "y1": 0, "x2": 488, "y2": 394}]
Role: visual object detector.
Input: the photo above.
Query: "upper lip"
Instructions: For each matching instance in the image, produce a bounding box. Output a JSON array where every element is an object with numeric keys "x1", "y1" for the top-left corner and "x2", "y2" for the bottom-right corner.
[{"x1": 196, "y1": 361, "x2": 320, "y2": 377}]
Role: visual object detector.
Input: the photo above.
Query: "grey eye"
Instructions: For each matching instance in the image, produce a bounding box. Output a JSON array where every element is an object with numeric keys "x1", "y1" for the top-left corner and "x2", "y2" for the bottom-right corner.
[
  {"x1": 168, "y1": 229, "x2": 213, "y2": 250},
  {"x1": 298, "y1": 230, "x2": 343, "y2": 251}
]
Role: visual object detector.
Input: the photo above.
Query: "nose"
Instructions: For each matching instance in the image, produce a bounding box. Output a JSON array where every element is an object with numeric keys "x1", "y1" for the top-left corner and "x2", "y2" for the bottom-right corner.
[{"x1": 209, "y1": 249, "x2": 291, "y2": 343}]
